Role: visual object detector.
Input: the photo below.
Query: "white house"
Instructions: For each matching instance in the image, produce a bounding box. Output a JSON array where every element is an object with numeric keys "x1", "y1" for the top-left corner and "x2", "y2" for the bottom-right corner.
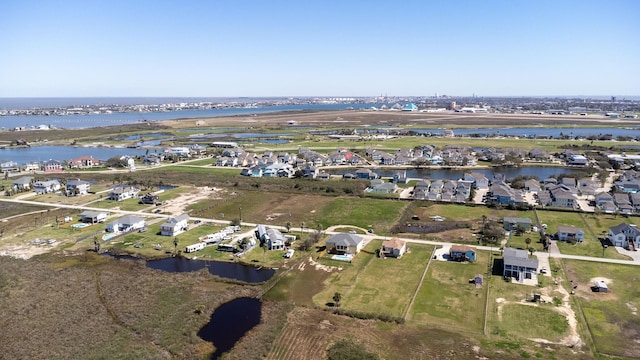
[
  {"x1": 80, "y1": 211, "x2": 109, "y2": 224},
  {"x1": 557, "y1": 226, "x2": 585, "y2": 242},
  {"x1": 608, "y1": 223, "x2": 640, "y2": 250},
  {"x1": 160, "y1": 214, "x2": 190, "y2": 236},
  {"x1": 165, "y1": 147, "x2": 191, "y2": 157},
  {"x1": 382, "y1": 238, "x2": 407, "y2": 258},
  {"x1": 503, "y1": 248, "x2": 539, "y2": 283},
  {"x1": 109, "y1": 185, "x2": 140, "y2": 201},
  {"x1": 106, "y1": 215, "x2": 146, "y2": 234},
  {"x1": 12, "y1": 176, "x2": 33, "y2": 191},
  {"x1": 66, "y1": 179, "x2": 91, "y2": 196},
  {"x1": 34, "y1": 179, "x2": 61, "y2": 194},
  {"x1": 326, "y1": 233, "x2": 365, "y2": 255},
  {"x1": 255, "y1": 224, "x2": 285, "y2": 250}
]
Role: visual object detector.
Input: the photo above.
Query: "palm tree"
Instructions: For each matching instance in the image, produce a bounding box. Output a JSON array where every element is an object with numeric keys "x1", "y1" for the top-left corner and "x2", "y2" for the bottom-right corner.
[
  {"x1": 173, "y1": 237, "x2": 178, "y2": 255},
  {"x1": 525, "y1": 237, "x2": 532, "y2": 250}
]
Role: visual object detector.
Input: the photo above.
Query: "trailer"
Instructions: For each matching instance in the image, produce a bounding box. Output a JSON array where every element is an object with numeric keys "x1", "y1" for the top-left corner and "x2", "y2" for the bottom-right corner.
[{"x1": 185, "y1": 242, "x2": 205, "y2": 253}]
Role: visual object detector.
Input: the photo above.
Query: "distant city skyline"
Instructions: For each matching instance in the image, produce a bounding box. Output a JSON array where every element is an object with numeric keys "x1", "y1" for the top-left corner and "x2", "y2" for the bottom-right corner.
[{"x1": 1, "y1": 0, "x2": 638, "y2": 97}]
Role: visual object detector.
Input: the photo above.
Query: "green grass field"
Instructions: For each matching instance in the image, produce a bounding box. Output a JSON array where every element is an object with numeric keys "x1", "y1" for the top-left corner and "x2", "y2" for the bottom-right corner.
[
  {"x1": 316, "y1": 197, "x2": 408, "y2": 233},
  {"x1": 410, "y1": 250, "x2": 489, "y2": 332},
  {"x1": 563, "y1": 260, "x2": 640, "y2": 359},
  {"x1": 342, "y1": 244, "x2": 433, "y2": 317}
]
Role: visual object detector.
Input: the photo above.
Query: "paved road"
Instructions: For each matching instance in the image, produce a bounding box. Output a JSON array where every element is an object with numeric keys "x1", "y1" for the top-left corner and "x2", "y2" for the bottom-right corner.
[{"x1": 2, "y1": 197, "x2": 639, "y2": 267}]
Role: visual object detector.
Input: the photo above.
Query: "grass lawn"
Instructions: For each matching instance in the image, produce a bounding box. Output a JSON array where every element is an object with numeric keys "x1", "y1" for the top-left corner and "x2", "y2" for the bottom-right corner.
[
  {"x1": 410, "y1": 250, "x2": 489, "y2": 332},
  {"x1": 91, "y1": 197, "x2": 149, "y2": 211},
  {"x1": 313, "y1": 240, "x2": 381, "y2": 309},
  {"x1": 341, "y1": 244, "x2": 433, "y2": 317},
  {"x1": 418, "y1": 203, "x2": 535, "y2": 224},
  {"x1": 498, "y1": 304, "x2": 569, "y2": 341},
  {"x1": 263, "y1": 256, "x2": 333, "y2": 306},
  {"x1": 316, "y1": 197, "x2": 408, "y2": 234},
  {"x1": 564, "y1": 260, "x2": 640, "y2": 359},
  {"x1": 188, "y1": 192, "x2": 336, "y2": 228},
  {"x1": 149, "y1": 165, "x2": 241, "y2": 176}
]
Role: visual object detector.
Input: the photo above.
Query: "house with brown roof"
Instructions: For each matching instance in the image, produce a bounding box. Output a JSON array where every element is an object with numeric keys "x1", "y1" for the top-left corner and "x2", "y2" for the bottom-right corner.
[
  {"x1": 69, "y1": 156, "x2": 101, "y2": 169},
  {"x1": 381, "y1": 238, "x2": 407, "y2": 258}
]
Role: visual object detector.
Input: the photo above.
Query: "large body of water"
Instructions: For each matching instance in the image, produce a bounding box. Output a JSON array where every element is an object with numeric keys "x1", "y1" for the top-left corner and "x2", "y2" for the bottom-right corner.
[
  {"x1": 0, "y1": 102, "x2": 376, "y2": 129},
  {"x1": 0, "y1": 146, "x2": 149, "y2": 164}
]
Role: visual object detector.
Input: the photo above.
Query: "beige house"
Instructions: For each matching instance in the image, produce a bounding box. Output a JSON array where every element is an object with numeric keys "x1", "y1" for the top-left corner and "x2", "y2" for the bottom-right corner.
[{"x1": 381, "y1": 238, "x2": 407, "y2": 258}]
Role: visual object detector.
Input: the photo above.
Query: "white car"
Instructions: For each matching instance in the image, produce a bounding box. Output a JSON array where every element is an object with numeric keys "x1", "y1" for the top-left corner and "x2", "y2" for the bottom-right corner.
[
  {"x1": 284, "y1": 249, "x2": 295, "y2": 258},
  {"x1": 540, "y1": 266, "x2": 548, "y2": 274}
]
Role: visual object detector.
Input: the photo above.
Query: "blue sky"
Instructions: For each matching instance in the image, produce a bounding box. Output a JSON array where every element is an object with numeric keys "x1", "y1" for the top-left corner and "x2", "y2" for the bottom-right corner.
[{"x1": 1, "y1": 0, "x2": 638, "y2": 97}]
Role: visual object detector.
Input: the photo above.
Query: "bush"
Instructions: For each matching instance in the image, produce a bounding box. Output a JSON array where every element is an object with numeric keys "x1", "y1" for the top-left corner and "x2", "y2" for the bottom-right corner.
[{"x1": 327, "y1": 339, "x2": 379, "y2": 360}]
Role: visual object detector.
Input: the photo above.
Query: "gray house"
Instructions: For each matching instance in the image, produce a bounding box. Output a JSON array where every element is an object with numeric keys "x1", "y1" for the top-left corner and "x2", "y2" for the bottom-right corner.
[
  {"x1": 557, "y1": 225, "x2": 585, "y2": 242},
  {"x1": 326, "y1": 233, "x2": 364, "y2": 255},
  {"x1": 503, "y1": 247, "x2": 539, "y2": 283},
  {"x1": 503, "y1": 217, "x2": 532, "y2": 232}
]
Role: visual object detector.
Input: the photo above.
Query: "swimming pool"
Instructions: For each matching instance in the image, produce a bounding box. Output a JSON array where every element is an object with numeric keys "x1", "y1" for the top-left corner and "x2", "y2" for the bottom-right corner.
[
  {"x1": 71, "y1": 223, "x2": 91, "y2": 229},
  {"x1": 331, "y1": 254, "x2": 354, "y2": 262},
  {"x1": 102, "y1": 233, "x2": 117, "y2": 241}
]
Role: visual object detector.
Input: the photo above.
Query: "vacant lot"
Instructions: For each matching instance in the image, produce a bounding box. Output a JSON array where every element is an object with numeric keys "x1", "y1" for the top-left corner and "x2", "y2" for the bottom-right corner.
[
  {"x1": 410, "y1": 250, "x2": 489, "y2": 333},
  {"x1": 0, "y1": 253, "x2": 267, "y2": 359},
  {"x1": 565, "y1": 260, "x2": 640, "y2": 359}
]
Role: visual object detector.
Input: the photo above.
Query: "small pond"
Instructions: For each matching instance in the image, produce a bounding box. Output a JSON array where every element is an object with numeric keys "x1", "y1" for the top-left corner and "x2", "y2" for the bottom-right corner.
[
  {"x1": 146, "y1": 257, "x2": 275, "y2": 283},
  {"x1": 107, "y1": 254, "x2": 274, "y2": 283},
  {"x1": 198, "y1": 297, "x2": 262, "y2": 359}
]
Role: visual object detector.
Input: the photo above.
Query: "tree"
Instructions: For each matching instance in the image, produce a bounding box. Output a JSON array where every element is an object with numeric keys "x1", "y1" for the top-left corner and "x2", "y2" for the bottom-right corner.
[
  {"x1": 285, "y1": 221, "x2": 291, "y2": 233},
  {"x1": 525, "y1": 237, "x2": 532, "y2": 249},
  {"x1": 93, "y1": 236, "x2": 100, "y2": 253},
  {"x1": 332, "y1": 292, "x2": 342, "y2": 307},
  {"x1": 230, "y1": 218, "x2": 241, "y2": 227},
  {"x1": 173, "y1": 237, "x2": 178, "y2": 255}
]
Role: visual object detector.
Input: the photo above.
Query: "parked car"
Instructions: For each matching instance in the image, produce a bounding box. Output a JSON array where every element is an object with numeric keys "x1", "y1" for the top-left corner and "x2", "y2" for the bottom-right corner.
[
  {"x1": 540, "y1": 266, "x2": 548, "y2": 274},
  {"x1": 284, "y1": 249, "x2": 295, "y2": 258}
]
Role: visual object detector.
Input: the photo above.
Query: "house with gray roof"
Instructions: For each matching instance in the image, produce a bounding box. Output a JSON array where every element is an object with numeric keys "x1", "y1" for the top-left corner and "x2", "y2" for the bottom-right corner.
[
  {"x1": 66, "y1": 178, "x2": 90, "y2": 196},
  {"x1": 503, "y1": 247, "x2": 539, "y2": 283},
  {"x1": 160, "y1": 214, "x2": 190, "y2": 236},
  {"x1": 608, "y1": 223, "x2": 640, "y2": 250},
  {"x1": 326, "y1": 233, "x2": 364, "y2": 255},
  {"x1": 503, "y1": 217, "x2": 532, "y2": 232},
  {"x1": 12, "y1": 176, "x2": 33, "y2": 191},
  {"x1": 557, "y1": 226, "x2": 585, "y2": 242},
  {"x1": 80, "y1": 210, "x2": 109, "y2": 224},
  {"x1": 34, "y1": 179, "x2": 61, "y2": 194},
  {"x1": 106, "y1": 215, "x2": 146, "y2": 234}
]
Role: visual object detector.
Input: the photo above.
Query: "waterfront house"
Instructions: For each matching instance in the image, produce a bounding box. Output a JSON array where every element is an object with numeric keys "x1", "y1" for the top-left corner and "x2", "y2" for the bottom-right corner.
[
  {"x1": 607, "y1": 223, "x2": 640, "y2": 250},
  {"x1": 355, "y1": 168, "x2": 378, "y2": 180},
  {"x1": 255, "y1": 225, "x2": 285, "y2": 250},
  {"x1": 43, "y1": 160, "x2": 64, "y2": 173},
  {"x1": 556, "y1": 226, "x2": 585, "y2": 242},
  {"x1": 1, "y1": 160, "x2": 20, "y2": 173},
  {"x1": 160, "y1": 214, "x2": 190, "y2": 236},
  {"x1": 524, "y1": 179, "x2": 541, "y2": 193},
  {"x1": 381, "y1": 238, "x2": 407, "y2": 258},
  {"x1": 139, "y1": 193, "x2": 159, "y2": 205},
  {"x1": 595, "y1": 192, "x2": 614, "y2": 209},
  {"x1": 449, "y1": 245, "x2": 477, "y2": 262},
  {"x1": 463, "y1": 172, "x2": 489, "y2": 190},
  {"x1": 68, "y1": 155, "x2": 101, "y2": 169},
  {"x1": 34, "y1": 179, "x2": 61, "y2": 194},
  {"x1": 11, "y1": 176, "x2": 33, "y2": 191},
  {"x1": 106, "y1": 215, "x2": 146, "y2": 234},
  {"x1": 109, "y1": 185, "x2": 140, "y2": 201},
  {"x1": 66, "y1": 179, "x2": 90, "y2": 196},
  {"x1": 80, "y1": 210, "x2": 108, "y2": 224},
  {"x1": 326, "y1": 233, "x2": 364, "y2": 255},
  {"x1": 368, "y1": 180, "x2": 397, "y2": 194},
  {"x1": 503, "y1": 247, "x2": 539, "y2": 283}
]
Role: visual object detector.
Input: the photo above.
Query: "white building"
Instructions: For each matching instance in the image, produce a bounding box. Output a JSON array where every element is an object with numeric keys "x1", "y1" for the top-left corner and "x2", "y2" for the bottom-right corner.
[{"x1": 106, "y1": 215, "x2": 146, "y2": 234}]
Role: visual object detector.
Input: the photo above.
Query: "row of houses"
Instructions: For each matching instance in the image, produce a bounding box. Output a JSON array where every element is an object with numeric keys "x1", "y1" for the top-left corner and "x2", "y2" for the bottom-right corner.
[
  {"x1": 413, "y1": 178, "x2": 472, "y2": 202},
  {"x1": 11, "y1": 177, "x2": 149, "y2": 200}
]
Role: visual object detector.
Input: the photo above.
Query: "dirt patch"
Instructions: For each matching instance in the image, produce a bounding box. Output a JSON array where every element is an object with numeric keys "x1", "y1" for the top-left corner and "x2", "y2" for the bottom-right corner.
[
  {"x1": 0, "y1": 241, "x2": 62, "y2": 259},
  {"x1": 162, "y1": 186, "x2": 221, "y2": 215},
  {"x1": 308, "y1": 256, "x2": 342, "y2": 272}
]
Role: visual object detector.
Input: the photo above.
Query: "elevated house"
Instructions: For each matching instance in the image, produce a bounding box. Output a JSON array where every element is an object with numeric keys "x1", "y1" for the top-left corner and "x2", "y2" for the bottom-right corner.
[
  {"x1": 43, "y1": 160, "x2": 64, "y2": 173},
  {"x1": 1, "y1": 160, "x2": 20, "y2": 173},
  {"x1": 608, "y1": 223, "x2": 640, "y2": 250},
  {"x1": 160, "y1": 214, "x2": 190, "y2": 236},
  {"x1": 503, "y1": 217, "x2": 532, "y2": 232},
  {"x1": 368, "y1": 179, "x2": 397, "y2": 194},
  {"x1": 80, "y1": 210, "x2": 108, "y2": 224},
  {"x1": 139, "y1": 193, "x2": 159, "y2": 204},
  {"x1": 355, "y1": 168, "x2": 378, "y2": 180},
  {"x1": 449, "y1": 245, "x2": 477, "y2": 262},
  {"x1": 557, "y1": 225, "x2": 585, "y2": 242},
  {"x1": 106, "y1": 215, "x2": 146, "y2": 234},
  {"x1": 503, "y1": 247, "x2": 539, "y2": 283},
  {"x1": 463, "y1": 172, "x2": 489, "y2": 189},
  {"x1": 12, "y1": 176, "x2": 33, "y2": 191},
  {"x1": 66, "y1": 179, "x2": 90, "y2": 196},
  {"x1": 381, "y1": 238, "x2": 407, "y2": 258},
  {"x1": 326, "y1": 233, "x2": 364, "y2": 255},
  {"x1": 68, "y1": 156, "x2": 101, "y2": 169},
  {"x1": 34, "y1": 179, "x2": 61, "y2": 194},
  {"x1": 109, "y1": 185, "x2": 140, "y2": 201},
  {"x1": 255, "y1": 224, "x2": 285, "y2": 250}
]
